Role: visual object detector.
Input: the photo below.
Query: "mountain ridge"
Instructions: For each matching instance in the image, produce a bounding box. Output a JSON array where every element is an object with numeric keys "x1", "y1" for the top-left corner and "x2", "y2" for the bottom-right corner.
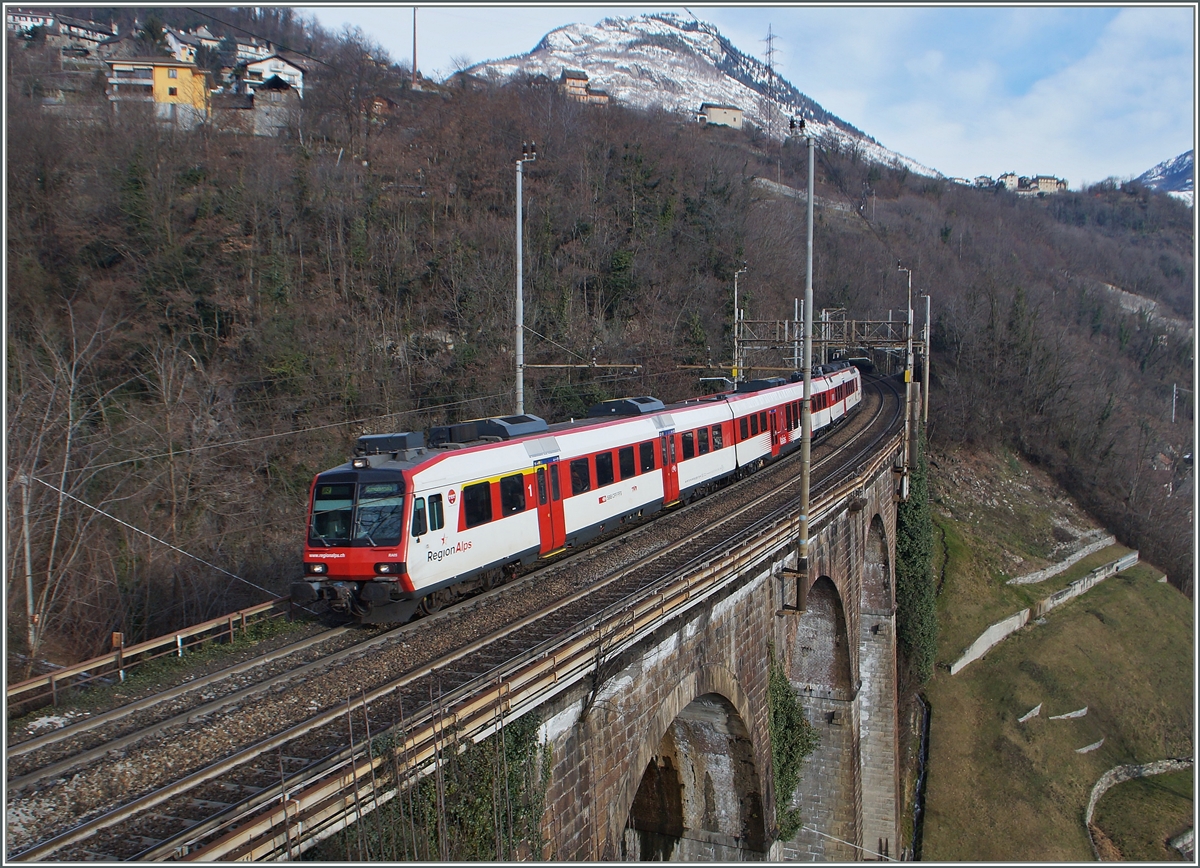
[
  {"x1": 1135, "y1": 150, "x2": 1193, "y2": 206},
  {"x1": 467, "y1": 12, "x2": 938, "y2": 178}
]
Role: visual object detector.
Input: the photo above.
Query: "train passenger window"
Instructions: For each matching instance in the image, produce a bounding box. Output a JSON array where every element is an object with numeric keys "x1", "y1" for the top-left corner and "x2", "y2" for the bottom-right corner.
[
  {"x1": 596, "y1": 452, "x2": 615, "y2": 487},
  {"x1": 429, "y1": 494, "x2": 444, "y2": 530},
  {"x1": 711, "y1": 425, "x2": 723, "y2": 449},
  {"x1": 619, "y1": 446, "x2": 635, "y2": 479},
  {"x1": 570, "y1": 458, "x2": 591, "y2": 495},
  {"x1": 740, "y1": 417, "x2": 749, "y2": 440},
  {"x1": 680, "y1": 431, "x2": 694, "y2": 460},
  {"x1": 411, "y1": 497, "x2": 427, "y2": 537},
  {"x1": 463, "y1": 482, "x2": 493, "y2": 527},
  {"x1": 639, "y1": 441, "x2": 655, "y2": 473},
  {"x1": 759, "y1": 411, "x2": 768, "y2": 432},
  {"x1": 698, "y1": 427, "x2": 709, "y2": 454},
  {"x1": 750, "y1": 414, "x2": 759, "y2": 436},
  {"x1": 500, "y1": 474, "x2": 526, "y2": 514}
]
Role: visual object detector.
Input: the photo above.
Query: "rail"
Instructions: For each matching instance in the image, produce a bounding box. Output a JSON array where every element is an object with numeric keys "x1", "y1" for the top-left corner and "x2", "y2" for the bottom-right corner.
[
  {"x1": 7, "y1": 597, "x2": 291, "y2": 712},
  {"x1": 182, "y1": 428, "x2": 904, "y2": 860}
]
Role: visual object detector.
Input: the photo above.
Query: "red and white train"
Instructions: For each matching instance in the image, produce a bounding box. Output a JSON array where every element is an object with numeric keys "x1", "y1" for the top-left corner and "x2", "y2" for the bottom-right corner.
[{"x1": 292, "y1": 364, "x2": 862, "y2": 622}]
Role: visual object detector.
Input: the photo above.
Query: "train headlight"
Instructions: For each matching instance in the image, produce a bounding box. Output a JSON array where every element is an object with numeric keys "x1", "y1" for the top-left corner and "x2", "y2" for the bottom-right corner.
[
  {"x1": 374, "y1": 562, "x2": 405, "y2": 575},
  {"x1": 305, "y1": 562, "x2": 328, "y2": 575}
]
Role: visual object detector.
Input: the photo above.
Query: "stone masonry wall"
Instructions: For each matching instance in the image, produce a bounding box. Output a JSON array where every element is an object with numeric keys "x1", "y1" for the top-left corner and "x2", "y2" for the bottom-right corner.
[{"x1": 538, "y1": 447, "x2": 902, "y2": 860}]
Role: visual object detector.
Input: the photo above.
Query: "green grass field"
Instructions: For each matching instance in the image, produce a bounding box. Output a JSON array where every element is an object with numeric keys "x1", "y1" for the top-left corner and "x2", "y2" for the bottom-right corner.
[
  {"x1": 1092, "y1": 770, "x2": 1193, "y2": 860},
  {"x1": 921, "y1": 446, "x2": 1193, "y2": 861},
  {"x1": 922, "y1": 559, "x2": 1193, "y2": 860}
]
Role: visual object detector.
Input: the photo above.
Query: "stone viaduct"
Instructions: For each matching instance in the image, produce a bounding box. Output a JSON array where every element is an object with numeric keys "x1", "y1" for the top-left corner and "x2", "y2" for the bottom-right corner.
[{"x1": 533, "y1": 443, "x2": 903, "y2": 861}]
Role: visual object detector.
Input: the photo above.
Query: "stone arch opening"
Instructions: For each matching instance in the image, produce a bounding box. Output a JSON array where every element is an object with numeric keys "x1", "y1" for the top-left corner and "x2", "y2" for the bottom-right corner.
[
  {"x1": 622, "y1": 693, "x2": 767, "y2": 861},
  {"x1": 790, "y1": 575, "x2": 852, "y2": 697},
  {"x1": 863, "y1": 514, "x2": 892, "y2": 614}
]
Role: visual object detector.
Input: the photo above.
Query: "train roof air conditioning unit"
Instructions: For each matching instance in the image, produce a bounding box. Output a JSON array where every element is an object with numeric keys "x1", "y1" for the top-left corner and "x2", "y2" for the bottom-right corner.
[{"x1": 586, "y1": 396, "x2": 665, "y2": 417}]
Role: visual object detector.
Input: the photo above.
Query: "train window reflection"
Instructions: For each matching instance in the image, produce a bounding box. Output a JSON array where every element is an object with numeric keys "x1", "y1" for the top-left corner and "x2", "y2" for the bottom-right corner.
[
  {"x1": 311, "y1": 483, "x2": 353, "y2": 542},
  {"x1": 411, "y1": 497, "x2": 427, "y2": 537},
  {"x1": 355, "y1": 482, "x2": 405, "y2": 545},
  {"x1": 596, "y1": 452, "x2": 614, "y2": 487},
  {"x1": 463, "y1": 481, "x2": 493, "y2": 527},
  {"x1": 619, "y1": 446, "x2": 635, "y2": 479},
  {"x1": 639, "y1": 441, "x2": 655, "y2": 473},
  {"x1": 500, "y1": 474, "x2": 526, "y2": 514},
  {"x1": 570, "y1": 458, "x2": 591, "y2": 495}
]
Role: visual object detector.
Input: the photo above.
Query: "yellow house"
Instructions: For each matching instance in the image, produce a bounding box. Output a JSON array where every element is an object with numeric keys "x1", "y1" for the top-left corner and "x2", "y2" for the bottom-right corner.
[{"x1": 105, "y1": 57, "x2": 211, "y2": 128}]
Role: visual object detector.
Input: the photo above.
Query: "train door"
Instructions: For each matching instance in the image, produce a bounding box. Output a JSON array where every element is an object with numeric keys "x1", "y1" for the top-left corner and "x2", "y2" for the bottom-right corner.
[
  {"x1": 770, "y1": 408, "x2": 782, "y2": 457},
  {"x1": 661, "y1": 432, "x2": 680, "y2": 505},
  {"x1": 536, "y1": 461, "x2": 567, "y2": 556}
]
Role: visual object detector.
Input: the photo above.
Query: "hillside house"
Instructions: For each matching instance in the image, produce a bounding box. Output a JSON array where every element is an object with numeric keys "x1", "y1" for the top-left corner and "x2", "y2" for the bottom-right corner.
[
  {"x1": 236, "y1": 38, "x2": 273, "y2": 64},
  {"x1": 974, "y1": 175, "x2": 995, "y2": 188},
  {"x1": 698, "y1": 102, "x2": 743, "y2": 129},
  {"x1": 164, "y1": 27, "x2": 199, "y2": 63},
  {"x1": 560, "y1": 68, "x2": 589, "y2": 100},
  {"x1": 8, "y1": 8, "x2": 115, "y2": 54},
  {"x1": 6, "y1": 8, "x2": 55, "y2": 33},
  {"x1": 191, "y1": 25, "x2": 221, "y2": 52},
  {"x1": 999, "y1": 172, "x2": 1019, "y2": 190},
  {"x1": 106, "y1": 57, "x2": 211, "y2": 128},
  {"x1": 243, "y1": 53, "x2": 307, "y2": 98}
]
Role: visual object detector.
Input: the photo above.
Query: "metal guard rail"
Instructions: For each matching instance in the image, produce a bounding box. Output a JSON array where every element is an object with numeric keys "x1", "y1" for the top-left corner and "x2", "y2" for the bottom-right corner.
[
  {"x1": 185, "y1": 429, "x2": 904, "y2": 861},
  {"x1": 7, "y1": 598, "x2": 290, "y2": 710}
]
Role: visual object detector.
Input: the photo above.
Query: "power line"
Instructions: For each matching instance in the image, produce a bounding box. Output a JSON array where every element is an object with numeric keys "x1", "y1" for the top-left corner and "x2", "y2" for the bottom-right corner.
[
  {"x1": 29, "y1": 476, "x2": 277, "y2": 598},
  {"x1": 66, "y1": 391, "x2": 510, "y2": 475},
  {"x1": 184, "y1": 7, "x2": 334, "y2": 70}
]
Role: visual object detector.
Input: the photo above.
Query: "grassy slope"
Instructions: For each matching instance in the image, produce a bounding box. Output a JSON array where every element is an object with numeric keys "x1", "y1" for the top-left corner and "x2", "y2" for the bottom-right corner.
[
  {"x1": 921, "y1": 445, "x2": 1194, "y2": 861},
  {"x1": 1092, "y1": 770, "x2": 1193, "y2": 860}
]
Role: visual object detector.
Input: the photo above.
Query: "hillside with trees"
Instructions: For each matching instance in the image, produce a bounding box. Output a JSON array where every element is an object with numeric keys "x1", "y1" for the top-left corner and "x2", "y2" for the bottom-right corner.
[{"x1": 6, "y1": 14, "x2": 1193, "y2": 673}]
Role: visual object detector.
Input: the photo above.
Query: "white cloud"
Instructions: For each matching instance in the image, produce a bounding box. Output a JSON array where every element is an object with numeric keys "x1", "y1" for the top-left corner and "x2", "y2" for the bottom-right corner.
[{"x1": 302, "y1": 5, "x2": 1194, "y2": 185}]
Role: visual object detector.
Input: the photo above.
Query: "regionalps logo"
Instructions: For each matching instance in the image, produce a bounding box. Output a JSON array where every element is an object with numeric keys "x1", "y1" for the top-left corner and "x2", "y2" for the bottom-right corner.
[
  {"x1": 309, "y1": 552, "x2": 347, "y2": 559},
  {"x1": 428, "y1": 540, "x2": 472, "y2": 562}
]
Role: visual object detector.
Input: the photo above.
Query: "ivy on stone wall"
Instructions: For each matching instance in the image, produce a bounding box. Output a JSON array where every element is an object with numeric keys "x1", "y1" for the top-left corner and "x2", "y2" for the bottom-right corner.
[
  {"x1": 896, "y1": 429, "x2": 938, "y2": 684},
  {"x1": 768, "y1": 649, "x2": 820, "y2": 841},
  {"x1": 304, "y1": 713, "x2": 550, "y2": 861}
]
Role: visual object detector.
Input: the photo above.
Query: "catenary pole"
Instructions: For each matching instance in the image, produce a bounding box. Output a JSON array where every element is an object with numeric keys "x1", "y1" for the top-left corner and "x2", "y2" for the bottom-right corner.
[
  {"x1": 796, "y1": 124, "x2": 815, "y2": 610},
  {"x1": 515, "y1": 142, "x2": 536, "y2": 415}
]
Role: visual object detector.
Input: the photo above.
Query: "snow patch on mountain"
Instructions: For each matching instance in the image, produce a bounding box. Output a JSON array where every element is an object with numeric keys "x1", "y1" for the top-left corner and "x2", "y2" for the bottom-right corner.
[
  {"x1": 1136, "y1": 150, "x2": 1193, "y2": 206},
  {"x1": 467, "y1": 12, "x2": 938, "y2": 178}
]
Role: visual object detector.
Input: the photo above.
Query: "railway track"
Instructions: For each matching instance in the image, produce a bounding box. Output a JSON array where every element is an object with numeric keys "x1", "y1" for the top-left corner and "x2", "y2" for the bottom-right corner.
[{"x1": 6, "y1": 375, "x2": 904, "y2": 861}]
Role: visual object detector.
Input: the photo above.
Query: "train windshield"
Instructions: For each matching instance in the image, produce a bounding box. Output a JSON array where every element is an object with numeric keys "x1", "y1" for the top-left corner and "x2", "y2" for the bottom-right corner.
[
  {"x1": 309, "y1": 478, "x2": 406, "y2": 547},
  {"x1": 354, "y1": 482, "x2": 405, "y2": 546}
]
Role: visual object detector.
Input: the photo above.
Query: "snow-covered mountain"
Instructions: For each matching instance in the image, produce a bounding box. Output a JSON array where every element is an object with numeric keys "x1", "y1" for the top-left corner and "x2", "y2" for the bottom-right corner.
[
  {"x1": 1135, "y1": 150, "x2": 1193, "y2": 206},
  {"x1": 467, "y1": 13, "x2": 937, "y2": 178}
]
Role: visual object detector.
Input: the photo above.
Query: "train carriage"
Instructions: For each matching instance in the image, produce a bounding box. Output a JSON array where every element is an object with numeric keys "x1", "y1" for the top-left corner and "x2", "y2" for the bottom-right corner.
[{"x1": 293, "y1": 366, "x2": 862, "y2": 623}]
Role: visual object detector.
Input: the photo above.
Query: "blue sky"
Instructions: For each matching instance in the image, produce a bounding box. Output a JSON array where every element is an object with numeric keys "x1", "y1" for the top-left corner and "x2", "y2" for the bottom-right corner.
[{"x1": 300, "y1": 4, "x2": 1197, "y2": 187}]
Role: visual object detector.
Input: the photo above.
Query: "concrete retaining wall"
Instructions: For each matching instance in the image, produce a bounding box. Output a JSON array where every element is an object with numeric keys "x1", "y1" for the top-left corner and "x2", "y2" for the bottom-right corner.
[
  {"x1": 950, "y1": 552, "x2": 1138, "y2": 675},
  {"x1": 1033, "y1": 552, "x2": 1138, "y2": 619},
  {"x1": 948, "y1": 610, "x2": 1030, "y2": 675},
  {"x1": 1084, "y1": 758, "x2": 1194, "y2": 860},
  {"x1": 1007, "y1": 533, "x2": 1115, "y2": 585}
]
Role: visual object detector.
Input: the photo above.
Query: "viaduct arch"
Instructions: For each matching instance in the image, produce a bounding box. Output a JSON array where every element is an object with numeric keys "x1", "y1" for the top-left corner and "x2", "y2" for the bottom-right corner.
[{"x1": 535, "y1": 457, "x2": 902, "y2": 861}]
